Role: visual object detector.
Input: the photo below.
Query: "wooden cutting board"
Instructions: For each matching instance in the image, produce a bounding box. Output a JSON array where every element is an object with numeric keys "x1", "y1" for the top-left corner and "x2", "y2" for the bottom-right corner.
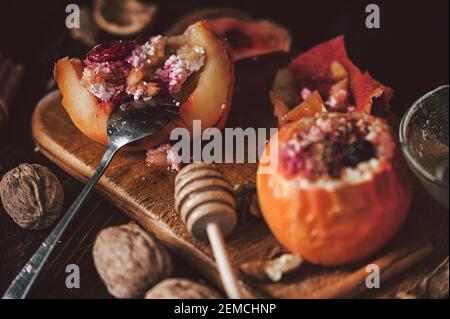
[{"x1": 31, "y1": 69, "x2": 444, "y2": 298}]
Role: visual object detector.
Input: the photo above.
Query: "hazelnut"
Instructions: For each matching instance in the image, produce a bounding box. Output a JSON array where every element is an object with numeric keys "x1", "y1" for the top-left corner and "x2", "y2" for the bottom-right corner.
[
  {"x1": 145, "y1": 278, "x2": 223, "y2": 299},
  {"x1": 0, "y1": 163, "x2": 64, "y2": 229},
  {"x1": 93, "y1": 223, "x2": 172, "y2": 298}
]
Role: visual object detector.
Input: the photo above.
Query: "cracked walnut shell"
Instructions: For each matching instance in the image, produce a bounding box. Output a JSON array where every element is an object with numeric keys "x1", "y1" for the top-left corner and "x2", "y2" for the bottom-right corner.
[
  {"x1": 93, "y1": 223, "x2": 172, "y2": 298},
  {"x1": 0, "y1": 163, "x2": 64, "y2": 229}
]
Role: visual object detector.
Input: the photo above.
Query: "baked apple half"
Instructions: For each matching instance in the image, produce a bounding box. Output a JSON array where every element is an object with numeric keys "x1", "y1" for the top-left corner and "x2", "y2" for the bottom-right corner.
[
  {"x1": 257, "y1": 112, "x2": 412, "y2": 265},
  {"x1": 165, "y1": 9, "x2": 291, "y2": 61},
  {"x1": 270, "y1": 36, "x2": 393, "y2": 127},
  {"x1": 206, "y1": 17, "x2": 292, "y2": 61},
  {"x1": 55, "y1": 21, "x2": 234, "y2": 150}
]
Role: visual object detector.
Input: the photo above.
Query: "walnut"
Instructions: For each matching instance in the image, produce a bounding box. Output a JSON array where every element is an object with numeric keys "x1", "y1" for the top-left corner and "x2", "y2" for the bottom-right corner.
[
  {"x1": 240, "y1": 254, "x2": 303, "y2": 282},
  {"x1": 93, "y1": 223, "x2": 172, "y2": 298},
  {"x1": 0, "y1": 163, "x2": 64, "y2": 229},
  {"x1": 145, "y1": 278, "x2": 223, "y2": 299}
]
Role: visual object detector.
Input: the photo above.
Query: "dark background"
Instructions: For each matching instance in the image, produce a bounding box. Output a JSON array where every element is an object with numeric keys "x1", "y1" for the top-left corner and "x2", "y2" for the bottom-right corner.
[
  {"x1": 0, "y1": 0, "x2": 448, "y2": 298},
  {"x1": 1, "y1": 0, "x2": 449, "y2": 111}
]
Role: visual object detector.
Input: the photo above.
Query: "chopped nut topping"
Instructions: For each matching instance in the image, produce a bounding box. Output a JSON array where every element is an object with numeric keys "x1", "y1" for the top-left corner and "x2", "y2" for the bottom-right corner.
[{"x1": 265, "y1": 254, "x2": 303, "y2": 282}]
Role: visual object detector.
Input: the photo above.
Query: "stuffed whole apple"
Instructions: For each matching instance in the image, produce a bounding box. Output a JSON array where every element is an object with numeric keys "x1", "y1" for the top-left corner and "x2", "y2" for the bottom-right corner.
[
  {"x1": 257, "y1": 112, "x2": 412, "y2": 266},
  {"x1": 55, "y1": 21, "x2": 234, "y2": 150}
]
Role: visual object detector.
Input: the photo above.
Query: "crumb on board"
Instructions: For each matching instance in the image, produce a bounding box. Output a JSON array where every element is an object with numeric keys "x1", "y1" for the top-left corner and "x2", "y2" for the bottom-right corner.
[{"x1": 145, "y1": 144, "x2": 181, "y2": 172}]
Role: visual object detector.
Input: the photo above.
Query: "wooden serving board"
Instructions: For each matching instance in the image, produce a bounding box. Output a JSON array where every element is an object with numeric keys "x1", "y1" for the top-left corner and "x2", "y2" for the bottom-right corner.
[{"x1": 31, "y1": 69, "x2": 447, "y2": 298}]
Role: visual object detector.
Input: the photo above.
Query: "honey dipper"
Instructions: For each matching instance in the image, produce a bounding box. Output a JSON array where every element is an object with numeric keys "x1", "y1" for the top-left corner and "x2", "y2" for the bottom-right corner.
[{"x1": 174, "y1": 163, "x2": 241, "y2": 299}]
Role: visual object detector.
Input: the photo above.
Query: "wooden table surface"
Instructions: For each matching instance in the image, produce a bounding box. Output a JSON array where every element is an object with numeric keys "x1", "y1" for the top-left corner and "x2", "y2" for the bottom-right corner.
[{"x1": 0, "y1": 0, "x2": 448, "y2": 299}]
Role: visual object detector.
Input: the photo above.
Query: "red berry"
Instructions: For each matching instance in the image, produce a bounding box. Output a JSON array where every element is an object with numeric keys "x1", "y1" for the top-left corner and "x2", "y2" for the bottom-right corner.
[
  {"x1": 87, "y1": 40, "x2": 135, "y2": 63},
  {"x1": 280, "y1": 143, "x2": 305, "y2": 176},
  {"x1": 111, "y1": 90, "x2": 130, "y2": 106}
]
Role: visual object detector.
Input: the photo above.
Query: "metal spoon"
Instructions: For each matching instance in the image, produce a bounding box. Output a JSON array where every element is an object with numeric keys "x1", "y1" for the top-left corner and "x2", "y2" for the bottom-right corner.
[{"x1": 2, "y1": 97, "x2": 178, "y2": 299}]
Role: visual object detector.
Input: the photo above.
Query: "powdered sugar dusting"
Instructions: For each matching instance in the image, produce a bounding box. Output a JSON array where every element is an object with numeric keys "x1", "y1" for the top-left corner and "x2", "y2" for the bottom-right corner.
[
  {"x1": 81, "y1": 35, "x2": 205, "y2": 106},
  {"x1": 126, "y1": 35, "x2": 165, "y2": 69}
]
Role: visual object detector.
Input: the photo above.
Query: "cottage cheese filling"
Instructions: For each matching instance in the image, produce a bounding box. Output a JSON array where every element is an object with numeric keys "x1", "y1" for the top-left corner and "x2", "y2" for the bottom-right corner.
[
  {"x1": 280, "y1": 113, "x2": 395, "y2": 187},
  {"x1": 155, "y1": 45, "x2": 206, "y2": 94},
  {"x1": 81, "y1": 36, "x2": 206, "y2": 105}
]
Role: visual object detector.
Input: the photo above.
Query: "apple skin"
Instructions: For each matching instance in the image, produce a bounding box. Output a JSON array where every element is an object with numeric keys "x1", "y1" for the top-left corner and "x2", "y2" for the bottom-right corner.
[
  {"x1": 179, "y1": 21, "x2": 235, "y2": 132},
  {"x1": 256, "y1": 118, "x2": 412, "y2": 266},
  {"x1": 54, "y1": 21, "x2": 234, "y2": 150},
  {"x1": 207, "y1": 17, "x2": 292, "y2": 61}
]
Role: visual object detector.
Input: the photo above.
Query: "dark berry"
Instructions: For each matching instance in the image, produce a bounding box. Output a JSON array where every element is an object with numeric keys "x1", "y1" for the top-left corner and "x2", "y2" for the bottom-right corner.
[
  {"x1": 87, "y1": 40, "x2": 135, "y2": 63},
  {"x1": 326, "y1": 142, "x2": 344, "y2": 177},
  {"x1": 342, "y1": 140, "x2": 376, "y2": 167}
]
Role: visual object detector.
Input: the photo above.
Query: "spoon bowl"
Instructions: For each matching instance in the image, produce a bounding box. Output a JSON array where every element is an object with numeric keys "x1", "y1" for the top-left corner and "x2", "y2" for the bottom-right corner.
[{"x1": 107, "y1": 97, "x2": 179, "y2": 148}]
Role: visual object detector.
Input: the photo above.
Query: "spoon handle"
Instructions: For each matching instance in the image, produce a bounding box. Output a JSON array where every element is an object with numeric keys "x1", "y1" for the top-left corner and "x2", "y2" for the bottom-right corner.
[{"x1": 2, "y1": 146, "x2": 118, "y2": 299}]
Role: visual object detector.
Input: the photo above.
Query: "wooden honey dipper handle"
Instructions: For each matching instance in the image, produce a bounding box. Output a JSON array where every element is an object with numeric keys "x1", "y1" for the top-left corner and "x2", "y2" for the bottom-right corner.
[
  {"x1": 175, "y1": 163, "x2": 241, "y2": 299},
  {"x1": 206, "y1": 223, "x2": 241, "y2": 299}
]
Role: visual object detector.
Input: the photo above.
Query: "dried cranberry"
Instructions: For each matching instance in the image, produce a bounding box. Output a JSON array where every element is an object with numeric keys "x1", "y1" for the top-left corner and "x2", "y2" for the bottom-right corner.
[
  {"x1": 108, "y1": 61, "x2": 132, "y2": 83},
  {"x1": 87, "y1": 40, "x2": 135, "y2": 63},
  {"x1": 279, "y1": 143, "x2": 305, "y2": 176},
  {"x1": 111, "y1": 91, "x2": 131, "y2": 106},
  {"x1": 342, "y1": 140, "x2": 376, "y2": 167}
]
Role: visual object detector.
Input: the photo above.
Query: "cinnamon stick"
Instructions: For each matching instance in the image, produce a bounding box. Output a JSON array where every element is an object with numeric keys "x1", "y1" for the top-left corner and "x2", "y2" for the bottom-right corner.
[{"x1": 309, "y1": 242, "x2": 433, "y2": 298}]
